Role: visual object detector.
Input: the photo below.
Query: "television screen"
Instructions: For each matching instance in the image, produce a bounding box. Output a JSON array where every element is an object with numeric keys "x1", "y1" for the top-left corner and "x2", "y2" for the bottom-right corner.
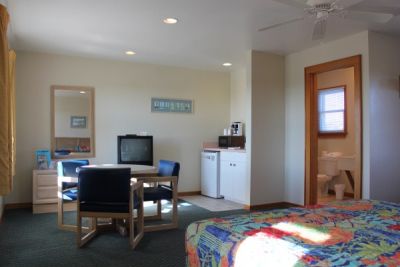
[{"x1": 118, "y1": 135, "x2": 153, "y2": 166}]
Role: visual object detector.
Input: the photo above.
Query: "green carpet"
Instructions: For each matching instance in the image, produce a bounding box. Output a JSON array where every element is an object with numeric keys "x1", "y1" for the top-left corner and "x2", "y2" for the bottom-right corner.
[{"x1": 0, "y1": 200, "x2": 248, "y2": 267}]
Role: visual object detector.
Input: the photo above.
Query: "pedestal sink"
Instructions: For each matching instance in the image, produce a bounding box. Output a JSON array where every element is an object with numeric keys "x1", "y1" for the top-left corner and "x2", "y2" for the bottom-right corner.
[
  {"x1": 337, "y1": 156, "x2": 355, "y2": 171},
  {"x1": 337, "y1": 155, "x2": 355, "y2": 191}
]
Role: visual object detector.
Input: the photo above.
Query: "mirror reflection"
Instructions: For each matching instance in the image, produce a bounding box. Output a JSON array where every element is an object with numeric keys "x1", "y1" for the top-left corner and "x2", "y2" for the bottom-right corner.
[{"x1": 51, "y1": 85, "x2": 95, "y2": 159}]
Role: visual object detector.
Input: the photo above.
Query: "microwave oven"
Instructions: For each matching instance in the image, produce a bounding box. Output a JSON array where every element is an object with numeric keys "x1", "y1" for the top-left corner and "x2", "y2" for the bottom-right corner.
[{"x1": 218, "y1": 136, "x2": 245, "y2": 148}]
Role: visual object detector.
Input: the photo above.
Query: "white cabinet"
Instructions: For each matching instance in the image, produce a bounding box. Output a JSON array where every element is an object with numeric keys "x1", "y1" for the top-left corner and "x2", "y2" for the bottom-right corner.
[
  {"x1": 220, "y1": 151, "x2": 247, "y2": 204},
  {"x1": 32, "y1": 169, "x2": 58, "y2": 213}
]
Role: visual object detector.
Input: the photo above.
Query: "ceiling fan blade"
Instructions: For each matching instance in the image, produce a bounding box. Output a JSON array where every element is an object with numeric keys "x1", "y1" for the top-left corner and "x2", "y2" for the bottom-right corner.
[
  {"x1": 349, "y1": 5, "x2": 400, "y2": 16},
  {"x1": 258, "y1": 17, "x2": 304, "y2": 32},
  {"x1": 312, "y1": 19, "x2": 327, "y2": 40},
  {"x1": 271, "y1": 0, "x2": 309, "y2": 9},
  {"x1": 333, "y1": 0, "x2": 366, "y2": 9},
  {"x1": 346, "y1": 10, "x2": 394, "y2": 24}
]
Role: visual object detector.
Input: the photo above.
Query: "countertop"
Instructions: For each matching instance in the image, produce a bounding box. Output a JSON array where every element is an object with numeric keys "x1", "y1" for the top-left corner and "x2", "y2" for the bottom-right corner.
[{"x1": 202, "y1": 147, "x2": 246, "y2": 153}]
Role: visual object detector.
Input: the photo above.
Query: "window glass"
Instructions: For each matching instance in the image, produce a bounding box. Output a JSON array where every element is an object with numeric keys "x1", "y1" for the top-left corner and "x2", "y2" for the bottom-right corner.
[{"x1": 318, "y1": 87, "x2": 345, "y2": 134}]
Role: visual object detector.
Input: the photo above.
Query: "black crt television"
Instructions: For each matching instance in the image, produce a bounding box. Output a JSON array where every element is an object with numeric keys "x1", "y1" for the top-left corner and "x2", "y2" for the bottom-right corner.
[{"x1": 117, "y1": 135, "x2": 153, "y2": 166}]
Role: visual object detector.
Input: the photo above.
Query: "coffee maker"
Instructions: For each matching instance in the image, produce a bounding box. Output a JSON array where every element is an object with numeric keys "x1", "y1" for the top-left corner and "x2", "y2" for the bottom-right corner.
[{"x1": 231, "y1": 122, "x2": 243, "y2": 136}]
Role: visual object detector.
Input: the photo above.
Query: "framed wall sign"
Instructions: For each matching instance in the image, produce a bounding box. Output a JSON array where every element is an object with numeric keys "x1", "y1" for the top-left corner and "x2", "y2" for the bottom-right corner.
[
  {"x1": 70, "y1": 116, "x2": 87, "y2": 128},
  {"x1": 35, "y1": 149, "x2": 51, "y2": 169},
  {"x1": 151, "y1": 98, "x2": 193, "y2": 113}
]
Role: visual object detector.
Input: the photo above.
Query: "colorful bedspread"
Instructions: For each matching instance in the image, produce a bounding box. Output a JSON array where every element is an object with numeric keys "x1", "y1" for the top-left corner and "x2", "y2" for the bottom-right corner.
[{"x1": 185, "y1": 200, "x2": 400, "y2": 266}]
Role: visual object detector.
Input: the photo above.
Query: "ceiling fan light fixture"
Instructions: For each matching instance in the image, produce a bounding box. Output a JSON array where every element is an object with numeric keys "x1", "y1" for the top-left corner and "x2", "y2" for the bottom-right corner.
[{"x1": 163, "y1": 17, "x2": 178, "y2": 24}]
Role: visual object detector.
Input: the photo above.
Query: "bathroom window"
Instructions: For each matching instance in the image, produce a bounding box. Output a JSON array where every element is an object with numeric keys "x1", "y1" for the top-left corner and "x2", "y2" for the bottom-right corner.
[{"x1": 318, "y1": 86, "x2": 346, "y2": 135}]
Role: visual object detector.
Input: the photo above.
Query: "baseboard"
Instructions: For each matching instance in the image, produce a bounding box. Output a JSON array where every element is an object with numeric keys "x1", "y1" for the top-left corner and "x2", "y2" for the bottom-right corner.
[
  {"x1": 33, "y1": 202, "x2": 75, "y2": 214},
  {"x1": 5, "y1": 202, "x2": 32, "y2": 210},
  {"x1": 244, "y1": 202, "x2": 302, "y2": 211},
  {"x1": 178, "y1": 191, "x2": 201, "y2": 197},
  {"x1": 0, "y1": 206, "x2": 4, "y2": 223},
  {"x1": 328, "y1": 189, "x2": 354, "y2": 198}
]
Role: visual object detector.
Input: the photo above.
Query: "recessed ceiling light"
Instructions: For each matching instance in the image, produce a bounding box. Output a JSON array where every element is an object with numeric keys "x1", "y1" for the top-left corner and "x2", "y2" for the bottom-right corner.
[
  {"x1": 163, "y1": 17, "x2": 178, "y2": 24},
  {"x1": 79, "y1": 91, "x2": 86, "y2": 94},
  {"x1": 125, "y1": 51, "x2": 136, "y2": 55},
  {"x1": 222, "y1": 62, "x2": 232, "y2": 67}
]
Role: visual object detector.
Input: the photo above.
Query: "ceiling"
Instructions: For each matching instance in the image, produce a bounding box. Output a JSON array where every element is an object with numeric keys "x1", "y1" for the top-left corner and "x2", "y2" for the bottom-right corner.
[{"x1": 3, "y1": 0, "x2": 400, "y2": 71}]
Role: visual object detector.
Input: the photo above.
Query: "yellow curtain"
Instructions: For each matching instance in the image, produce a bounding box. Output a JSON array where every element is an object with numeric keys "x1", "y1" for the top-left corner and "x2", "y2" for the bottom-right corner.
[
  {"x1": 9, "y1": 50, "x2": 16, "y2": 178},
  {"x1": 0, "y1": 4, "x2": 14, "y2": 195}
]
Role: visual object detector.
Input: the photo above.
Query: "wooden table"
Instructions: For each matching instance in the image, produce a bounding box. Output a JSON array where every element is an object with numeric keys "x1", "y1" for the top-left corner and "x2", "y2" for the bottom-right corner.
[
  {"x1": 81, "y1": 164, "x2": 157, "y2": 176},
  {"x1": 58, "y1": 164, "x2": 157, "y2": 232}
]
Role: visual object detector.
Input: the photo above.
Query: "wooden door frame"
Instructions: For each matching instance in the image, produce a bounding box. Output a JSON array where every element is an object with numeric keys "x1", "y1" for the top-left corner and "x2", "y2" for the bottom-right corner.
[{"x1": 305, "y1": 55, "x2": 362, "y2": 205}]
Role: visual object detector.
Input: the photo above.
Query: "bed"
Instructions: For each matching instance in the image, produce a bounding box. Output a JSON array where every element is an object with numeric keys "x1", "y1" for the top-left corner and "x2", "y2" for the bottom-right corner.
[{"x1": 185, "y1": 200, "x2": 400, "y2": 266}]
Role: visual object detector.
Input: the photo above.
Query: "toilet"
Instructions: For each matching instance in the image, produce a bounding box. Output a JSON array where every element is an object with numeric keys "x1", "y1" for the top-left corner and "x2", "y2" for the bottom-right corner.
[
  {"x1": 317, "y1": 174, "x2": 331, "y2": 196},
  {"x1": 318, "y1": 155, "x2": 340, "y2": 196}
]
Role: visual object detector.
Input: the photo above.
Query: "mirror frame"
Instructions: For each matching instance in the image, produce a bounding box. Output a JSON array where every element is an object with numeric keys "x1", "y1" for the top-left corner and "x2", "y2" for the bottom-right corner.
[{"x1": 50, "y1": 85, "x2": 95, "y2": 159}]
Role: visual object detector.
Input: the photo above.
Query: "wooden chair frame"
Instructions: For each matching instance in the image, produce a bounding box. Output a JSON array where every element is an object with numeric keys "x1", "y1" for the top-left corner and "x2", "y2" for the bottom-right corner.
[
  {"x1": 77, "y1": 180, "x2": 144, "y2": 249},
  {"x1": 133, "y1": 176, "x2": 178, "y2": 232},
  {"x1": 57, "y1": 175, "x2": 81, "y2": 232}
]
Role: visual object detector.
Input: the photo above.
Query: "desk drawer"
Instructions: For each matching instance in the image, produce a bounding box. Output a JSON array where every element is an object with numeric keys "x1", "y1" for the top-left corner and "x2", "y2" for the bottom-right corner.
[
  {"x1": 37, "y1": 186, "x2": 58, "y2": 200},
  {"x1": 37, "y1": 174, "x2": 57, "y2": 186}
]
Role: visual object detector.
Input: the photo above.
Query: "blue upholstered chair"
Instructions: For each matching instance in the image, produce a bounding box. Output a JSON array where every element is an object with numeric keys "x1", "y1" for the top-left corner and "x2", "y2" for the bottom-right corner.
[
  {"x1": 141, "y1": 160, "x2": 180, "y2": 232},
  {"x1": 57, "y1": 159, "x2": 89, "y2": 231},
  {"x1": 77, "y1": 168, "x2": 144, "y2": 249}
]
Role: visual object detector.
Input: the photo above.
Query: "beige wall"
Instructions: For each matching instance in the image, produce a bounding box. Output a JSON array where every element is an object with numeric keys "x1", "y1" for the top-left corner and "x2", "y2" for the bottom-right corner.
[
  {"x1": 7, "y1": 51, "x2": 230, "y2": 204},
  {"x1": 285, "y1": 31, "x2": 370, "y2": 205},
  {"x1": 249, "y1": 51, "x2": 285, "y2": 205},
  {"x1": 230, "y1": 68, "x2": 246, "y2": 126},
  {"x1": 317, "y1": 67, "x2": 355, "y2": 193},
  {"x1": 229, "y1": 62, "x2": 252, "y2": 204},
  {"x1": 55, "y1": 95, "x2": 90, "y2": 137},
  {"x1": 369, "y1": 32, "x2": 400, "y2": 203},
  {"x1": 228, "y1": 51, "x2": 285, "y2": 206}
]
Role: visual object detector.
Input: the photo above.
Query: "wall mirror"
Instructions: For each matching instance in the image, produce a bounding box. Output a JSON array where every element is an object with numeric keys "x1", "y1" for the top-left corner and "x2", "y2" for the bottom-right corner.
[{"x1": 51, "y1": 85, "x2": 95, "y2": 159}]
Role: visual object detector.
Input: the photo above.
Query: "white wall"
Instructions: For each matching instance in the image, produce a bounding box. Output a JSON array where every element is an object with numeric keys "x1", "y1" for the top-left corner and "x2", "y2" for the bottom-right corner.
[
  {"x1": 8, "y1": 51, "x2": 230, "y2": 204},
  {"x1": 250, "y1": 51, "x2": 285, "y2": 205},
  {"x1": 368, "y1": 32, "x2": 400, "y2": 202},
  {"x1": 285, "y1": 31, "x2": 370, "y2": 205}
]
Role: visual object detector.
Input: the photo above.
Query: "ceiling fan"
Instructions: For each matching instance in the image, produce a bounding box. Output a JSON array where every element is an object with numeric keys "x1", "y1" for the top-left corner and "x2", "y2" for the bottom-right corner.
[{"x1": 259, "y1": 0, "x2": 399, "y2": 40}]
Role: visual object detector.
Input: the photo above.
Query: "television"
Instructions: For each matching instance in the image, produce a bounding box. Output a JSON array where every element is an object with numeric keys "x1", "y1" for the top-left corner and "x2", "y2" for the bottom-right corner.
[{"x1": 117, "y1": 135, "x2": 153, "y2": 166}]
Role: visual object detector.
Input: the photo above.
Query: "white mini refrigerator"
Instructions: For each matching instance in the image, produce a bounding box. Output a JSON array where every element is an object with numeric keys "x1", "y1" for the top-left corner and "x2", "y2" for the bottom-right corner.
[{"x1": 201, "y1": 151, "x2": 222, "y2": 198}]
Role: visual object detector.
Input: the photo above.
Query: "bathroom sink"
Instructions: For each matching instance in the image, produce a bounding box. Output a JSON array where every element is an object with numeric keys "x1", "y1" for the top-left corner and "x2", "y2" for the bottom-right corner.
[{"x1": 337, "y1": 156, "x2": 355, "y2": 171}]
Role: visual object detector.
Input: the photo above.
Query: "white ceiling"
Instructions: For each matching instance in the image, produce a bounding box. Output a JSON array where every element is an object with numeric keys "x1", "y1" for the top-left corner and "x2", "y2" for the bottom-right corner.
[{"x1": 4, "y1": 0, "x2": 400, "y2": 71}]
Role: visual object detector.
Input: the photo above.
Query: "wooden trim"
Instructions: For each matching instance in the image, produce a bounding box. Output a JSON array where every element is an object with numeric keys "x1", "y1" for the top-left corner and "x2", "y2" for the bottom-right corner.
[
  {"x1": 178, "y1": 191, "x2": 201, "y2": 197},
  {"x1": 244, "y1": 202, "x2": 302, "y2": 211},
  {"x1": 5, "y1": 202, "x2": 32, "y2": 210},
  {"x1": 50, "y1": 85, "x2": 95, "y2": 159},
  {"x1": 305, "y1": 55, "x2": 362, "y2": 205},
  {"x1": 318, "y1": 132, "x2": 347, "y2": 138}
]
